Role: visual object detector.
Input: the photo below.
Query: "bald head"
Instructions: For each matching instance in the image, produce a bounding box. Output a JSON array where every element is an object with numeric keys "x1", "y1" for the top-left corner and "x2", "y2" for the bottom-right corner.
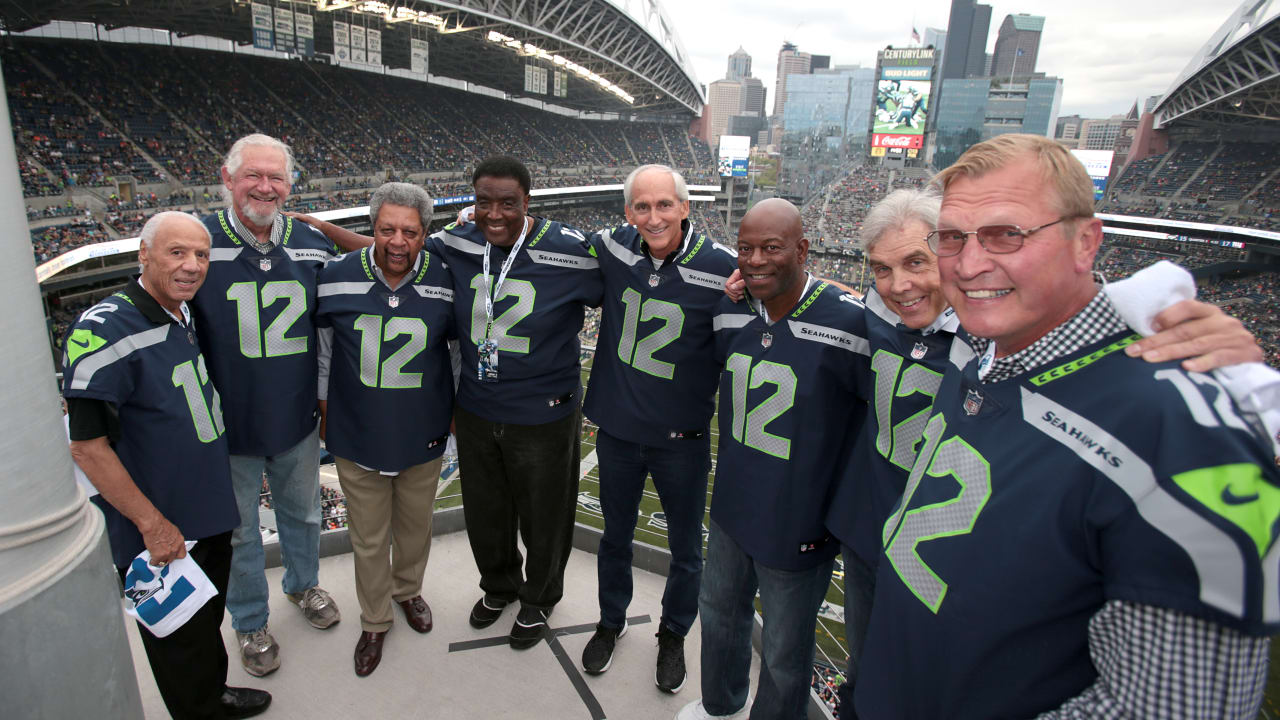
[
  {"x1": 741, "y1": 198, "x2": 803, "y2": 241},
  {"x1": 736, "y1": 198, "x2": 809, "y2": 317}
]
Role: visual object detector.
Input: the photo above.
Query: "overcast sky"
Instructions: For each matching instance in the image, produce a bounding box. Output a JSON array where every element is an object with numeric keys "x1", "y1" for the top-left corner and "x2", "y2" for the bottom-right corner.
[{"x1": 658, "y1": 0, "x2": 1237, "y2": 119}]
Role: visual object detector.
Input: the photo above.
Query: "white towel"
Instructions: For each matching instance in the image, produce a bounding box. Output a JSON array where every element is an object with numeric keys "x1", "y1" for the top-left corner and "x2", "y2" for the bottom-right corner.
[
  {"x1": 123, "y1": 541, "x2": 217, "y2": 638},
  {"x1": 1105, "y1": 261, "x2": 1280, "y2": 455}
]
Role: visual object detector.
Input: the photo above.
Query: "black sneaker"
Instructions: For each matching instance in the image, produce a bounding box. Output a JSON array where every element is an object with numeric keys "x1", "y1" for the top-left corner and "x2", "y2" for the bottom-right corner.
[
  {"x1": 509, "y1": 605, "x2": 552, "y2": 649},
  {"x1": 581, "y1": 619, "x2": 628, "y2": 674},
  {"x1": 469, "y1": 595, "x2": 510, "y2": 629},
  {"x1": 655, "y1": 625, "x2": 687, "y2": 693}
]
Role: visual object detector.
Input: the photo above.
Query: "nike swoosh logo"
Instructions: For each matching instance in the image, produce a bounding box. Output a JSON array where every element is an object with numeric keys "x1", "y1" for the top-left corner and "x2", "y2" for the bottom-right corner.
[
  {"x1": 1222, "y1": 487, "x2": 1260, "y2": 506},
  {"x1": 68, "y1": 338, "x2": 90, "y2": 349}
]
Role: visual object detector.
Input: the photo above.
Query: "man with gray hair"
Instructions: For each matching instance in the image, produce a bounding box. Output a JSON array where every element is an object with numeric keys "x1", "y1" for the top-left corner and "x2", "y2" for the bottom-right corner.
[
  {"x1": 191, "y1": 133, "x2": 342, "y2": 677},
  {"x1": 314, "y1": 182, "x2": 455, "y2": 676},
  {"x1": 580, "y1": 164, "x2": 738, "y2": 692},
  {"x1": 65, "y1": 211, "x2": 271, "y2": 718}
]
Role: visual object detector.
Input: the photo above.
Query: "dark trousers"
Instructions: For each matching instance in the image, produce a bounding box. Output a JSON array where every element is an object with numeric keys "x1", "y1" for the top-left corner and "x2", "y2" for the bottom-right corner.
[
  {"x1": 118, "y1": 531, "x2": 232, "y2": 720},
  {"x1": 595, "y1": 427, "x2": 710, "y2": 636},
  {"x1": 455, "y1": 405, "x2": 581, "y2": 610}
]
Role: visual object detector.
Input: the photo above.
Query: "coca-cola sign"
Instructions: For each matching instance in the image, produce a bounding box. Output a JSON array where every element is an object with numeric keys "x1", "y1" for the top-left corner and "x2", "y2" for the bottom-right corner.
[{"x1": 872, "y1": 133, "x2": 923, "y2": 149}]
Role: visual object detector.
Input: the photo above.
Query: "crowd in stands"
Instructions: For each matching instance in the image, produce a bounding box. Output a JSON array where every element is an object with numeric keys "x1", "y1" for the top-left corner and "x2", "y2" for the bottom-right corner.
[
  {"x1": 811, "y1": 664, "x2": 846, "y2": 717},
  {"x1": 3, "y1": 38, "x2": 717, "y2": 197},
  {"x1": 31, "y1": 218, "x2": 110, "y2": 264}
]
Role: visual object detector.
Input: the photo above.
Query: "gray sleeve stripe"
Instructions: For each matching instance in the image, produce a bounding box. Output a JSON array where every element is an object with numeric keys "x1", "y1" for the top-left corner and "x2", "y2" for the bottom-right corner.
[
  {"x1": 602, "y1": 232, "x2": 644, "y2": 266},
  {"x1": 210, "y1": 248, "x2": 243, "y2": 262},
  {"x1": 69, "y1": 325, "x2": 170, "y2": 391},
  {"x1": 786, "y1": 320, "x2": 871, "y2": 355},
  {"x1": 442, "y1": 234, "x2": 484, "y2": 255},
  {"x1": 527, "y1": 250, "x2": 600, "y2": 270},
  {"x1": 414, "y1": 285, "x2": 454, "y2": 301},
  {"x1": 712, "y1": 314, "x2": 752, "y2": 331},
  {"x1": 677, "y1": 266, "x2": 730, "y2": 291},
  {"x1": 1019, "y1": 386, "x2": 1248, "y2": 619},
  {"x1": 318, "y1": 281, "x2": 375, "y2": 297}
]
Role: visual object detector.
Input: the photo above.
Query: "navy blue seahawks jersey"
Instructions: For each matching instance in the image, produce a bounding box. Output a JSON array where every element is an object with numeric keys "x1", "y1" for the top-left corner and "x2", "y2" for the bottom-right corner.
[
  {"x1": 855, "y1": 329, "x2": 1280, "y2": 719},
  {"x1": 826, "y1": 287, "x2": 957, "y2": 567},
  {"x1": 191, "y1": 211, "x2": 336, "y2": 456},
  {"x1": 62, "y1": 281, "x2": 238, "y2": 568},
  {"x1": 316, "y1": 246, "x2": 455, "y2": 471},
  {"x1": 583, "y1": 223, "x2": 738, "y2": 446},
  {"x1": 711, "y1": 279, "x2": 871, "y2": 571},
  {"x1": 426, "y1": 218, "x2": 602, "y2": 425}
]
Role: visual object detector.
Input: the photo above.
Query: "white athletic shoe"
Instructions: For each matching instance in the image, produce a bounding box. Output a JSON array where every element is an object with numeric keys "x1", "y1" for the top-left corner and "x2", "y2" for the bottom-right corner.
[{"x1": 674, "y1": 695, "x2": 752, "y2": 720}]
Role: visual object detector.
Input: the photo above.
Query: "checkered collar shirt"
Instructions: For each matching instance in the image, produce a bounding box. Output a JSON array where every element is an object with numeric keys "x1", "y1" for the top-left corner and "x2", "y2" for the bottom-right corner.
[
  {"x1": 968, "y1": 287, "x2": 1130, "y2": 384},
  {"x1": 227, "y1": 207, "x2": 285, "y2": 254}
]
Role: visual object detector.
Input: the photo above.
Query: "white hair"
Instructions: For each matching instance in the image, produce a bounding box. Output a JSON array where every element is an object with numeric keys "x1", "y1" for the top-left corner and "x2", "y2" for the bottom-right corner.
[
  {"x1": 220, "y1": 133, "x2": 295, "y2": 203},
  {"x1": 140, "y1": 211, "x2": 210, "y2": 249},
  {"x1": 623, "y1": 164, "x2": 689, "y2": 206},
  {"x1": 859, "y1": 188, "x2": 942, "y2": 253},
  {"x1": 370, "y1": 182, "x2": 434, "y2": 228}
]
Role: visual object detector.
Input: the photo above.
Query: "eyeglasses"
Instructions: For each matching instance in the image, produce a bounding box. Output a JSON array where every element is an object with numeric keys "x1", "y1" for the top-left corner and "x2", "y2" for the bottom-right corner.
[{"x1": 925, "y1": 217, "x2": 1072, "y2": 257}]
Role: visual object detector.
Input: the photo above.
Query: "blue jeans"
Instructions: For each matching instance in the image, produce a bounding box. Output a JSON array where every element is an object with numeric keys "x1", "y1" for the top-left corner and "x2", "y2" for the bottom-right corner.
[
  {"x1": 699, "y1": 520, "x2": 834, "y2": 720},
  {"x1": 836, "y1": 546, "x2": 876, "y2": 717},
  {"x1": 595, "y1": 427, "x2": 710, "y2": 636},
  {"x1": 226, "y1": 426, "x2": 322, "y2": 633}
]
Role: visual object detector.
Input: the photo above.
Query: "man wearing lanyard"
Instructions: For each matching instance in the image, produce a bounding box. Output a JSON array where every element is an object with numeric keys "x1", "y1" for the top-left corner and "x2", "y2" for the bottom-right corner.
[{"x1": 428, "y1": 156, "x2": 602, "y2": 648}]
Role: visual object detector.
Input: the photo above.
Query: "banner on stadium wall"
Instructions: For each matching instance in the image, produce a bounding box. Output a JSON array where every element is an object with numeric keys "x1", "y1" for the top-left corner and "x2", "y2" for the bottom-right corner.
[
  {"x1": 366, "y1": 28, "x2": 381, "y2": 66},
  {"x1": 333, "y1": 20, "x2": 350, "y2": 62},
  {"x1": 524, "y1": 65, "x2": 548, "y2": 95},
  {"x1": 1070, "y1": 149, "x2": 1115, "y2": 201},
  {"x1": 553, "y1": 70, "x2": 567, "y2": 98},
  {"x1": 273, "y1": 8, "x2": 294, "y2": 53},
  {"x1": 410, "y1": 38, "x2": 429, "y2": 75},
  {"x1": 350, "y1": 25, "x2": 366, "y2": 64},
  {"x1": 293, "y1": 13, "x2": 315, "y2": 57},
  {"x1": 718, "y1": 135, "x2": 750, "y2": 178},
  {"x1": 251, "y1": 3, "x2": 273, "y2": 51}
]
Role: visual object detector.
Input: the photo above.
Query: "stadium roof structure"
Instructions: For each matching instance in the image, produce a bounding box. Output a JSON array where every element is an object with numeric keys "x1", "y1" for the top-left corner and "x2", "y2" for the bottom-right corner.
[
  {"x1": 0, "y1": 0, "x2": 705, "y2": 117},
  {"x1": 1155, "y1": 0, "x2": 1280, "y2": 129}
]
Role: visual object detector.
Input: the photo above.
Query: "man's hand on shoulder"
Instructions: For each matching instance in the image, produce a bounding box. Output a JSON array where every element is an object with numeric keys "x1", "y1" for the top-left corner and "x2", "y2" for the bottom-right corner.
[{"x1": 1124, "y1": 299, "x2": 1262, "y2": 372}]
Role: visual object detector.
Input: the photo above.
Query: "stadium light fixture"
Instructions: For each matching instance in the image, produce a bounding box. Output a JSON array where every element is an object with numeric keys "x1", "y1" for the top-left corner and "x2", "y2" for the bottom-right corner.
[{"x1": 315, "y1": 0, "x2": 357, "y2": 10}]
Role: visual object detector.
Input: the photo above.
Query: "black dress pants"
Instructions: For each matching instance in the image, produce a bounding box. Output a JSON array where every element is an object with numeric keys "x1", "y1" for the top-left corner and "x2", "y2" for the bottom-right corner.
[
  {"x1": 118, "y1": 530, "x2": 232, "y2": 720},
  {"x1": 455, "y1": 405, "x2": 581, "y2": 610}
]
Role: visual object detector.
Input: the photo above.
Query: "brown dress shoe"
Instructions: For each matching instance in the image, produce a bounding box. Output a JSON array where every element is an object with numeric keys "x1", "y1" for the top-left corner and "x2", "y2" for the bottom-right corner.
[
  {"x1": 354, "y1": 630, "x2": 386, "y2": 677},
  {"x1": 397, "y1": 595, "x2": 433, "y2": 633}
]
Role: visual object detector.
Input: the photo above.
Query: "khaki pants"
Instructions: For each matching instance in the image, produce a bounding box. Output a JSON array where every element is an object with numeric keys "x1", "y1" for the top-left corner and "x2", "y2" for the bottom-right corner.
[{"x1": 335, "y1": 456, "x2": 443, "y2": 632}]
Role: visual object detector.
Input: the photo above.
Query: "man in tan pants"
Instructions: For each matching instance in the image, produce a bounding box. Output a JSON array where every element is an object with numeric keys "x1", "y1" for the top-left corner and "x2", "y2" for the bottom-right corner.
[{"x1": 315, "y1": 182, "x2": 456, "y2": 676}]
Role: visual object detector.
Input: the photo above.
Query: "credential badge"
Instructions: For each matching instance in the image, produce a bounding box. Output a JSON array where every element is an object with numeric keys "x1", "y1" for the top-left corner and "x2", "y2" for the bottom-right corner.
[
  {"x1": 963, "y1": 388, "x2": 984, "y2": 416},
  {"x1": 761, "y1": 331, "x2": 773, "y2": 349},
  {"x1": 259, "y1": 258, "x2": 272, "y2": 272},
  {"x1": 911, "y1": 342, "x2": 928, "y2": 360},
  {"x1": 388, "y1": 295, "x2": 400, "y2": 309},
  {"x1": 649, "y1": 273, "x2": 661, "y2": 288}
]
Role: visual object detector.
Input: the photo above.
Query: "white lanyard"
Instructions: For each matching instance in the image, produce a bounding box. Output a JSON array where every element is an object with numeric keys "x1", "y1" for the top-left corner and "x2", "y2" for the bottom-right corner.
[{"x1": 480, "y1": 217, "x2": 532, "y2": 338}]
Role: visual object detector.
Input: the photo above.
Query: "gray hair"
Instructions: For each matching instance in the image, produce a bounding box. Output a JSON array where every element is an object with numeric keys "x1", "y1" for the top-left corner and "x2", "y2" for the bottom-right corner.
[
  {"x1": 140, "y1": 211, "x2": 210, "y2": 250},
  {"x1": 859, "y1": 187, "x2": 942, "y2": 252},
  {"x1": 623, "y1": 164, "x2": 689, "y2": 206},
  {"x1": 220, "y1": 134, "x2": 294, "y2": 203},
  {"x1": 369, "y1": 182, "x2": 434, "y2": 228}
]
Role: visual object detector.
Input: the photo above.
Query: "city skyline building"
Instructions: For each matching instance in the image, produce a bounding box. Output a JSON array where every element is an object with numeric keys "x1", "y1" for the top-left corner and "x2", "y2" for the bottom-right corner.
[
  {"x1": 773, "y1": 41, "x2": 813, "y2": 119},
  {"x1": 932, "y1": 74, "x2": 1063, "y2": 167},
  {"x1": 941, "y1": 0, "x2": 992, "y2": 80},
  {"x1": 707, "y1": 78, "x2": 743, "y2": 148},
  {"x1": 727, "y1": 46, "x2": 751, "y2": 81},
  {"x1": 991, "y1": 14, "x2": 1044, "y2": 78},
  {"x1": 924, "y1": 27, "x2": 948, "y2": 58}
]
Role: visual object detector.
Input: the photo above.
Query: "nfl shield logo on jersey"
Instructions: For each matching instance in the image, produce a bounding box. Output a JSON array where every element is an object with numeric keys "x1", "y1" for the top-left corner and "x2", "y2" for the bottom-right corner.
[
  {"x1": 649, "y1": 273, "x2": 661, "y2": 287},
  {"x1": 963, "y1": 388, "x2": 984, "y2": 416},
  {"x1": 911, "y1": 342, "x2": 928, "y2": 359},
  {"x1": 388, "y1": 295, "x2": 400, "y2": 309},
  {"x1": 761, "y1": 332, "x2": 773, "y2": 349},
  {"x1": 259, "y1": 258, "x2": 272, "y2": 272}
]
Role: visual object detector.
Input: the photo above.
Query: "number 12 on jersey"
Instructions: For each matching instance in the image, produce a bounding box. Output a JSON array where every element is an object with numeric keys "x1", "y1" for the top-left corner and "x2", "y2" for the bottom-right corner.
[{"x1": 725, "y1": 353, "x2": 797, "y2": 460}]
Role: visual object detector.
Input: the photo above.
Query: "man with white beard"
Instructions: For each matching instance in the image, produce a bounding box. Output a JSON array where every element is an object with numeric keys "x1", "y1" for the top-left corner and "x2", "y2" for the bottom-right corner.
[{"x1": 190, "y1": 134, "x2": 343, "y2": 678}]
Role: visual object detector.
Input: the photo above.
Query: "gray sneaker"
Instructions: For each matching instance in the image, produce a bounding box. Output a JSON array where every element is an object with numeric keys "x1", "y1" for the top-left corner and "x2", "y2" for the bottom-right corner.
[
  {"x1": 236, "y1": 626, "x2": 281, "y2": 677},
  {"x1": 286, "y1": 586, "x2": 341, "y2": 629}
]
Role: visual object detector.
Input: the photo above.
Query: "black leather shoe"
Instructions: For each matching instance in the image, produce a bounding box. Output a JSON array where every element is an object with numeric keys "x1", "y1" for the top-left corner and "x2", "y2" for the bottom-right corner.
[
  {"x1": 220, "y1": 686, "x2": 271, "y2": 719},
  {"x1": 354, "y1": 630, "x2": 386, "y2": 677},
  {"x1": 509, "y1": 605, "x2": 552, "y2": 650},
  {"x1": 397, "y1": 595, "x2": 433, "y2": 633}
]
